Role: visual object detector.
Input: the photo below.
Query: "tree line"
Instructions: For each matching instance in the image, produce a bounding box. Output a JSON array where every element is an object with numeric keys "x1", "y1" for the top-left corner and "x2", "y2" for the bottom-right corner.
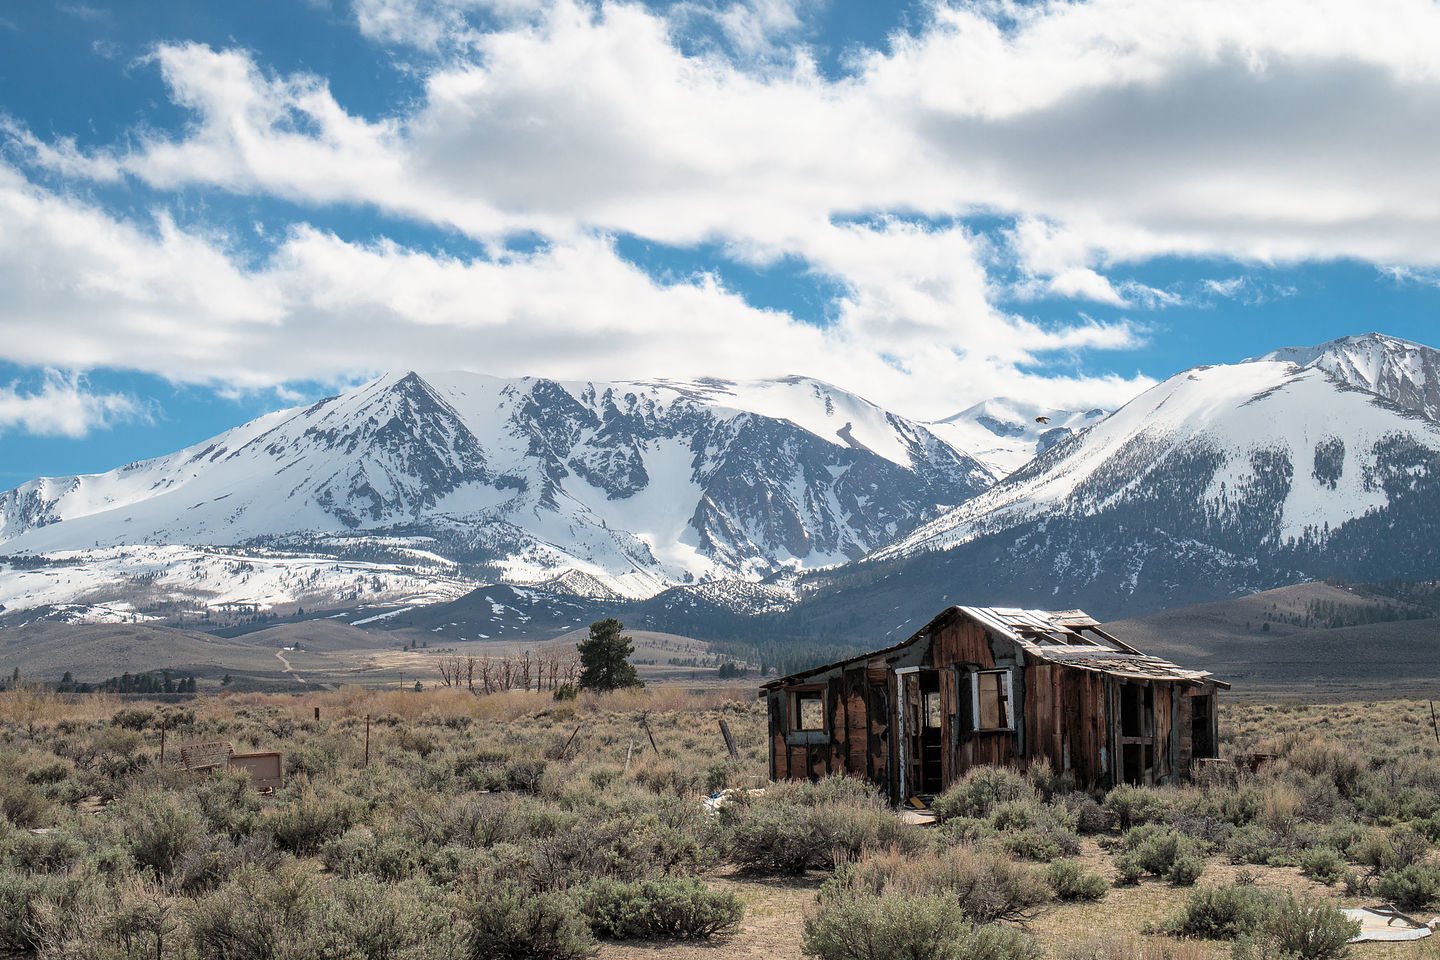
[{"x1": 434, "y1": 618, "x2": 645, "y2": 694}]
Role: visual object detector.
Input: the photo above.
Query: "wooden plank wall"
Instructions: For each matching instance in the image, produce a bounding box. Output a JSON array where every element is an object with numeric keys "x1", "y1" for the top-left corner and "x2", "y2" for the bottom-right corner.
[
  {"x1": 931, "y1": 617, "x2": 1024, "y2": 778},
  {"x1": 1154, "y1": 683, "x2": 1173, "y2": 781},
  {"x1": 931, "y1": 617, "x2": 995, "y2": 669},
  {"x1": 866, "y1": 665, "x2": 890, "y2": 788},
  {"x1": 843, "y1": 669, "x2": 868, "y2": 777},
  {"x1": 768, "y1": 682, "x2": 843, "y2": 782},
  {"x1": 768, "y1": 692, "x2": 784, "y2": 779},
  {"x1": 1176, "y1": 692, "x2": 1194, "y2": 772},
  {"x1": 1023, "y1": 662, "x2": 1110, "y2": 787},
  {"x1": 958, "y1": 731, "x2": 1021, "y2": 768}
]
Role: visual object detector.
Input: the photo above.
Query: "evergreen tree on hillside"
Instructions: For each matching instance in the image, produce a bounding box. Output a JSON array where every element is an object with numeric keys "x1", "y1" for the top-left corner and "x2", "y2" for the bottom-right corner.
[{"x1": 577, "y1": 618, "x2": 643, "y2": 692}]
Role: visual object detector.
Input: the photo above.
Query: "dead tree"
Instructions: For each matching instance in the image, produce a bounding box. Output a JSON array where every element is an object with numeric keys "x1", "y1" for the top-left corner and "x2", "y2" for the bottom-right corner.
[{"x1": 436, "y1": 655, "x2": 465, "y2": 687}]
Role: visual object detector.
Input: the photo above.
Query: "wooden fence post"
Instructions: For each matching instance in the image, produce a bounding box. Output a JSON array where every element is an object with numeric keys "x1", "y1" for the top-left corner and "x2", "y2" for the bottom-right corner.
[
  {"x1": 718, "y1": 717, "x2": 738, "y2": 762},
  {"x1": 640, "y1": 712, "x2": 659, "y2": 755}
]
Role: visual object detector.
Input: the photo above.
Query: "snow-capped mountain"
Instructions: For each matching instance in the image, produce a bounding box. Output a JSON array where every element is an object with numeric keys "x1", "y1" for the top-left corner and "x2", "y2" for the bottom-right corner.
[
  {"x1": 0, "y1": 372, "x2": 994, "y2": 612},
  {"x1": 1258, "y1": 332, "x2": 1440, "y2": 423},
  {"x1": 860, "y1": 333, "x2": 1440, "y2": 616},
  {"x1": 927, "y1": 399, "x2": 1110, "y2": 477}
]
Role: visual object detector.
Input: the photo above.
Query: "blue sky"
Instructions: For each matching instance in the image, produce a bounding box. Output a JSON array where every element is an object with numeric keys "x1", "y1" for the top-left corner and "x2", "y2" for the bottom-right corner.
[{"x1": 2, "y1": 0, "x2": 1440, "y2": 483}]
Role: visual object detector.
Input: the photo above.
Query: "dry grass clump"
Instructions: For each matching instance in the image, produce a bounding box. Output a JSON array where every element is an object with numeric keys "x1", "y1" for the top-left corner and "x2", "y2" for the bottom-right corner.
[
  {"x1": 825, "y1": 844, "x2": 1052, "y2": 924},
  {"x1": 1056, "y1": 934, "x2": 1213, "y2": 960}
]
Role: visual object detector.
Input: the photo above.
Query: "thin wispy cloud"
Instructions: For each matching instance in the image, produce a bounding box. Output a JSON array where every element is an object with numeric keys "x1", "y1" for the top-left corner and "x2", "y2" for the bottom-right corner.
[{"x1": 0, "y1": 371, "x2": 146, "y2": 438}]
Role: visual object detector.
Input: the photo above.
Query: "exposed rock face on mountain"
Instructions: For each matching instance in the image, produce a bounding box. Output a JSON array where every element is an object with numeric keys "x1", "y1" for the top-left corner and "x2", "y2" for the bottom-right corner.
[
  {"x1": 1260, "y1": 332, "x2": 1440, "y2": 422},
  {"x1": 849, "y1": 333, "x2": 1440, "y2": 622},
  {"x1": 6, "y1": 333, "x2": 1438, "y2": 635},
  {"x1": 0, "y1": 372, "x2": 994, "y2": 604}
]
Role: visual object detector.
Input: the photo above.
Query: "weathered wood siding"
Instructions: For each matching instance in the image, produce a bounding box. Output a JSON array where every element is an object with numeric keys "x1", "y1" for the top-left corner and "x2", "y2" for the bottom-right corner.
[
  {"x1": 939, "y1": 667, "x2": 957, "y2": 787},
  {"x1": 930, "y1": 616, "x2": 996, "y2": 669},
  {"x1": 1154, "y1": 682, "x2": 1173, "y2": 782},
  {"x1": 1023, "y1": 661, "x2": 1110, "y2": 787},
  {"x1": 843, "y1": 668, "x2": 868, "y2": 777}
]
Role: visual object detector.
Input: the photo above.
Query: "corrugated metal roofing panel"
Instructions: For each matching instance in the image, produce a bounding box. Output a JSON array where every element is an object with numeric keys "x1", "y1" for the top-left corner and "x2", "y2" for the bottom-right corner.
[{"x1": 762, "y1": 604, "x2": 1227, "y2": 689}]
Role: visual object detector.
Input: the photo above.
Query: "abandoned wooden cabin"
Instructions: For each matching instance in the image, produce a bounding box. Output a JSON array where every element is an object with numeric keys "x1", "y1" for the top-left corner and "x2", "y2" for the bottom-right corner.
[{"x1": 760, "y1": 606, "x2": 1227, "y2": 799}]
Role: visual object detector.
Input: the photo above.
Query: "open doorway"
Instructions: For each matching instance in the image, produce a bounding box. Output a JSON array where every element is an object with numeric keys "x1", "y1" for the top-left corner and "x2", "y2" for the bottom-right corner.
[
  {"x1": 903, "y1": 670, "x2": 945, "y2": 797},
  {"x1": 1119, "y1": 681, "x2": 1154, "y2": 786}
]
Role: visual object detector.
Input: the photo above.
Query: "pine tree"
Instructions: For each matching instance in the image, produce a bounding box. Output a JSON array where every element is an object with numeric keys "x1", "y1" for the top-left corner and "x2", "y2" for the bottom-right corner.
[{"x1": 577, "y1": 618, "x2": 643, "y2": 692}]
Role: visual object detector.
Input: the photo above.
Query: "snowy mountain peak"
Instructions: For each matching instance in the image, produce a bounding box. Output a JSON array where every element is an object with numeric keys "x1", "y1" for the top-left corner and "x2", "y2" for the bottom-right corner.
[
  {"x1": 0, "y1": 370, "x2": 995, "y2": 607},
  {"x1": 927, "y1": 398, "x2": 1110, "y2": 477},
  {"x1": 1256, "y1": 332, "x2": 1440, "y2": 422},
  {"x1": 866, "y1": 332, "x2": 1440, "y2": 616}
]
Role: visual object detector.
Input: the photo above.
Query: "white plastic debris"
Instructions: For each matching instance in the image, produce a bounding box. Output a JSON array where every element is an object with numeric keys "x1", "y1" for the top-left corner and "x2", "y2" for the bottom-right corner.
[
  {"x1": 701, "y1": 788, "x2": 765, "y2": 815},
  {"x1": 1342, "y1": 906, "x2": 1436, "y2": 942}
]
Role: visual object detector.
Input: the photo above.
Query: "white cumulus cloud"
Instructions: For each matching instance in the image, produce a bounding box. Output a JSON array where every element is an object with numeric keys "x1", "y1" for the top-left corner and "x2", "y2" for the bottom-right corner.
[{"x1": 12, "y1": 0, "x2": 1440, "y2": 422}]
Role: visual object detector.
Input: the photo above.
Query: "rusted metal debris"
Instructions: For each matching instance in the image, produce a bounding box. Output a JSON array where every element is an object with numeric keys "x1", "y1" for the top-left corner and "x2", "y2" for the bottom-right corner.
[
  {"x1": 180, "y1": 740, "x2": 284, "y2": 793},
  {"x1": 228, "y1": 751, "x2": 283, "y2": 793}
]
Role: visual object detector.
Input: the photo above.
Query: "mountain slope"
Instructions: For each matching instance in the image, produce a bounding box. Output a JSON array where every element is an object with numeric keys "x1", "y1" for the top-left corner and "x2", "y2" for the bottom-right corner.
[
  {"x1": 927, "y1": 399, "x2": 1109, "y2": 476},
  {"x1": 841, "y1": 333, "x2": 1440, "y2": 619},
  {"x1": 0, "y1": 372, "x2": 994, "y2": 609},
  {"x1": 878, "y1": 334, "x2": 1440, "y2": 561},
  {"x1": 1260, "y1": 332, "x2": 1440, "y2": 422}
]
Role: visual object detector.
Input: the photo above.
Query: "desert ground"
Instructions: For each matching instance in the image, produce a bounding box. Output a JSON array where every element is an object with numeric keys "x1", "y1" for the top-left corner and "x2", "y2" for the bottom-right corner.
[{"x1": 0, "y1": 682, "x2": 1434, "y2": 959}]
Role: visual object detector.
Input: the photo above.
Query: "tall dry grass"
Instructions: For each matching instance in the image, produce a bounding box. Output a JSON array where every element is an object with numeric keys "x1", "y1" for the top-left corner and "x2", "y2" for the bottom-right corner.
[
  {"x1": 0, "y1": 685, "x2": 123, "y2": 729},
  {"x1": 1056, "y1": 935, "x2": 1214, "y2": 960}
]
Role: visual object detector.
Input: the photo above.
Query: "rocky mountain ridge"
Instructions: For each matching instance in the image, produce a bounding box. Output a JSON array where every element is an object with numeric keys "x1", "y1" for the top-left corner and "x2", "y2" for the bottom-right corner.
[{"x1": 0, "y1": 371, "x2": 994, "y2": 615}]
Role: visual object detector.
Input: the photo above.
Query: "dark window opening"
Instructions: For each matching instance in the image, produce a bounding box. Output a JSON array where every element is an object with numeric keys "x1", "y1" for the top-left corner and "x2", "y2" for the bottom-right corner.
[
  {"x1": 1123, "y1": 743, "x2": 1144, "y2": 785},
  {"x1": 1191, "y1": 694, "x2": 1216, "y2": 759},
  {"x1": 1120, "y1": 683, "x2": 1153, "y2": 738}
]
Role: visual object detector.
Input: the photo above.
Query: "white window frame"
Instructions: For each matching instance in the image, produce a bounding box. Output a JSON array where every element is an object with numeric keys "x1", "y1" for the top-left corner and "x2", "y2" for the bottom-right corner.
[{"x1": 971, "y1": 668, "x2": 1015, "y2": 731}]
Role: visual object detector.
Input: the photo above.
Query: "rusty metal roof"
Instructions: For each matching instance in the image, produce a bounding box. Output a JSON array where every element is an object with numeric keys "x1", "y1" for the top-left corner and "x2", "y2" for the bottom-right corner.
[
  {"x1": 1032, "y1": 647, "x2": 1228, "y2": 685},
  {"x1": 958, "y1": 606, "x2": 1133, "y2": 650},
  {"x1": 760, "y1": 604, "x2": 1228, "y2": 689}
]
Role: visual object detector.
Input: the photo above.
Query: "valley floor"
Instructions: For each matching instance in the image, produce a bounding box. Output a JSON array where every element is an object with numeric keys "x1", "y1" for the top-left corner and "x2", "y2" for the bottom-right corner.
[
  {"x1": 595, "y1": 851, "x2": 1439, "y2": 960},
  {"x1": 0, "y1": 689, "x2": 1435, "y2": 959}
]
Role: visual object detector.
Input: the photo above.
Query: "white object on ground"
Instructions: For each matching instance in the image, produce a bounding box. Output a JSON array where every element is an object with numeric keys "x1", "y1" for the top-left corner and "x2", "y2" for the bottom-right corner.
[{"x1": 1342, "y1": 907, "x2": 1435, "y2": 942}]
